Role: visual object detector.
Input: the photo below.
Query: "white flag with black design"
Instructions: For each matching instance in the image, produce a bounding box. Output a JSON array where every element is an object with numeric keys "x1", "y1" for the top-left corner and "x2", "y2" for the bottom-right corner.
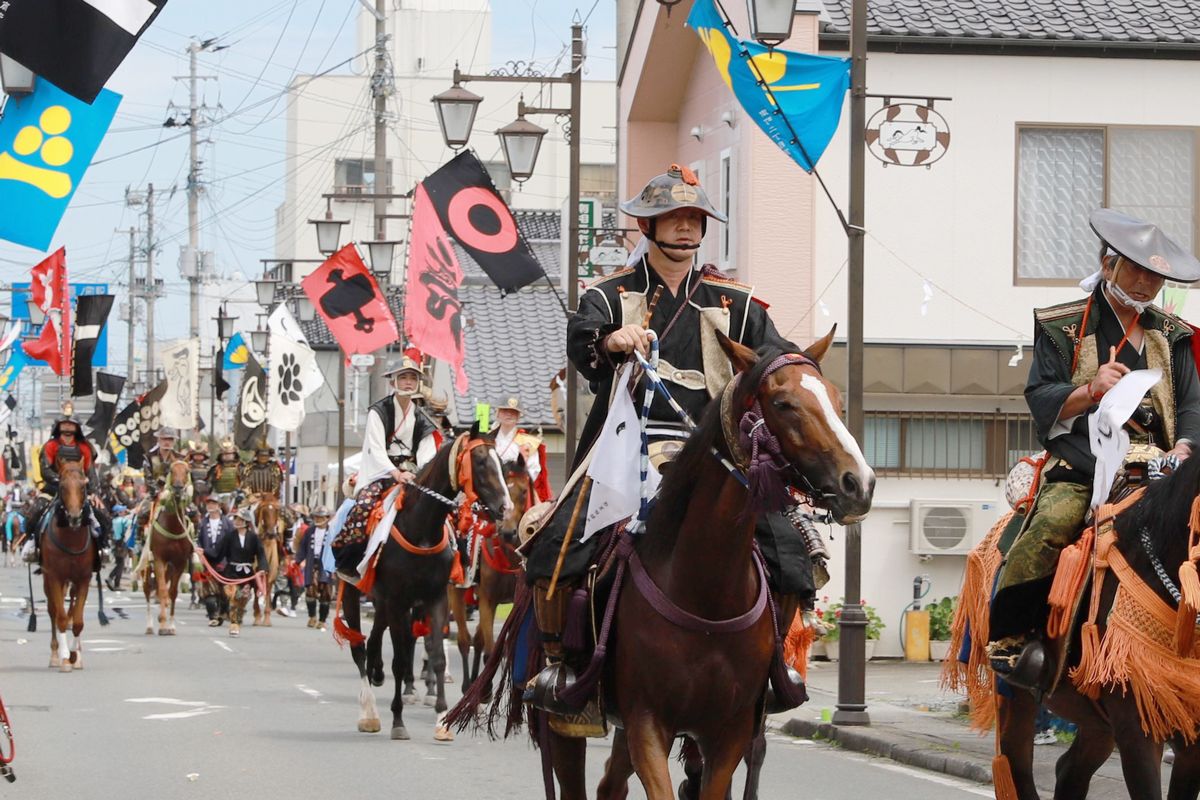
[
  {"x1": 267, "y1": 305, "x2": 321, "y2": 432},
  {"x1": 70, "y1": 293, "x2": 113, "y2": 397},
  {"x1": 157, "y1": 338, "x2": 198, "y2": 430},
  {"x1": 0, "y1": 0, "x2": 169, "y2": 103},
  {"x1": 85, "y1": 371, "x2": 124, "y2": 441}
]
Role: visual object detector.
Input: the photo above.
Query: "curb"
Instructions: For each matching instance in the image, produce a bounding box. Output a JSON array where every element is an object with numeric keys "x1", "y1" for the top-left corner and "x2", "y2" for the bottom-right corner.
[{"x1": 778, "y1": 717, "x2": 994, "y2": 785}]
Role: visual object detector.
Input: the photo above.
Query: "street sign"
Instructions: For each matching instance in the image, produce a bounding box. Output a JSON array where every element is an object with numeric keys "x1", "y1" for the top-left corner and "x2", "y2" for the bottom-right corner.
[
  {"x1": 589, "y1": 244, "x2": 628, "y2": 267},
  {"x1": 865, "y1": 102, "x2": 951, "y2": 168},
  {"x1": 349, "y1": 354, "x2": 375, "y2": 368}
]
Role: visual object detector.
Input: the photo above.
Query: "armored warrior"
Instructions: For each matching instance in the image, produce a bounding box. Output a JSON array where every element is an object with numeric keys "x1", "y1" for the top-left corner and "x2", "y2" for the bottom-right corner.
[
  {"x1": 144, "y1": 428, "x2": 181, "y2": 492},
  {"x1": 988, "y1": 208, "x2": 1200, "y2": 689},
  {"x1": 243, "y1": 444, "x2": 284, "y2": 503},
  {"x1": 23, "y1": 418, "x2": 107, "y2": 564},
  {"x1": 207, "y1": 439, "x2": 244, "y2": 509}
]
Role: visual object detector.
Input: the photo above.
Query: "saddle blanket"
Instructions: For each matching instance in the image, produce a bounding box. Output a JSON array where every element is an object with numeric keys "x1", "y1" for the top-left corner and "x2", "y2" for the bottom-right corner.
[{"x1": 355, "y1": 484, "x2": 403, "y2": 577}]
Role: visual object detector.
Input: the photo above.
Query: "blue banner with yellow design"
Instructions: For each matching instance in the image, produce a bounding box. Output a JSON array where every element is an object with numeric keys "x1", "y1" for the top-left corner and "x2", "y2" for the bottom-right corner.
[
  {"x1": 222, "y1": 332, "x2": 250, "y2": 370},
  {"x1": 0, "y1": 80, "x2": 121, "y2": 250},
  {"x1": 687, "y1": 0, "x2": 849, "y2": 172},
  {"x1": 0, "y1": 342, "x2": 31, "y2": 391}
]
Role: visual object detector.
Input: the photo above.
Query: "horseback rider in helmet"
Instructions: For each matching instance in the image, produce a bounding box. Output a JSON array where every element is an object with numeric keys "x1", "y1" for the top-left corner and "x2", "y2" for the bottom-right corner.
[
  {"x1": 145, "y1": 428, "x2": 181, "y2": 494},
  {"x1": 521, "y1": 164, "x2": 818, "y2": 714},
  {"x1": 22, "y1": 417, "x2": 106, "y2": 566},
  {"x1": 207, "y1": 438, "x2": 244, "y2": 511}
]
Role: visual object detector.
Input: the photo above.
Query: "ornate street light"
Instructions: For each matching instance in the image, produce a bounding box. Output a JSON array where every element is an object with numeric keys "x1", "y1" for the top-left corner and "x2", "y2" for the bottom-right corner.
[
  {"x1": 295, "y1": 296, "x2": 316, "y2": 323},
  {"x1": 363, "y1": 240, "x2": 399, "y2": 285},
  {"x1": 0, "y1": 55, "x2": 35, "y2": 96},
  {"x1": 747, "y1": 0, "x2": 797, "y2": 47},
  {"x1": 308, "y1": 205, "x2": 348, "y2": 258},
  {"x1": 214, "y1": 303, "x2": 237, "y2": 342},
  {"x1": 496, "y1": 111, "x2": 548, "y2": 183},
  {"x1": 250, "y1": 329, "x2": 268, "y2": 356},
  {"x1": 432, "y1": 80, "x2": 483, "y2": 150},
  {"x1": 254, "y1": 276, "x2": 279, "y2": 308},
  {"x1": 26, "y1": 299, "x2": 44, "y2": 326}
]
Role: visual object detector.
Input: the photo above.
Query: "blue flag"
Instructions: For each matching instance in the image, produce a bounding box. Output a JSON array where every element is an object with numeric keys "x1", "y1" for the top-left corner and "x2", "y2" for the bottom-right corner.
[
  {"x1": 687, "y1": 0, "x2": 849, "y2": 172},
  {"x1": 0, "y1": 80, "x2": 122, "y2": 250},
  {"x1": 0, "y1": 342, "x2": 31, "y2": 391},
  {"x1": 223, "y1": 332, "x2": 250, "y2": 370}
]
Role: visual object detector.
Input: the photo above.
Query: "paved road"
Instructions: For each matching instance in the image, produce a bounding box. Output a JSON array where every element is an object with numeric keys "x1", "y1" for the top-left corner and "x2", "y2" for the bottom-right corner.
[{"x1": 0, "y1": 563, "x2": 993, "y2": 799}]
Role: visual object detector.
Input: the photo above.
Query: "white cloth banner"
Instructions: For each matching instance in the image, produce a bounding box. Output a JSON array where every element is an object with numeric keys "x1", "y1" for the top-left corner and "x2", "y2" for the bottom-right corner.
[
  {"x1": 582, "y1": 363, "x2": 660, "y2": 541},
  {"x1": 267, "y1": 305, "x2": 322, "y2": 432},
  {"x1": 1088, "y1": 367, "x2": 1162, "y2": 509},
  {"x1": 158, "y1": 339, "x2": 198, "y2": 430}
]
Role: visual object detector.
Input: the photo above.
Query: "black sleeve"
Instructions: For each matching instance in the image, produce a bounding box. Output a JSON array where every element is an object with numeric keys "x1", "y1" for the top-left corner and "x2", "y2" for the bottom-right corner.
[
  {"x1": 567, "y1": 288, "x2": 622, "y2": 383},
  {"x1": 741, "y1": 299, "x2": 799, "y2": 353},
  {"x1": 1024, "y1": 330, "x2": 1079, "y2": 444},
  {"x1": 1172, "y1": 337, "x2": 1200, "y2": 445},
  {"x1": 205, "y1": 529, "x2": 227, "y2": 563}
]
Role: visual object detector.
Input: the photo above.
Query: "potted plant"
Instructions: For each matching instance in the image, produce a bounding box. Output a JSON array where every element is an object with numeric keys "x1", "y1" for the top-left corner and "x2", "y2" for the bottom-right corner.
[
  {"x1": 820, "y1": 599, "x2": 885, "y2": 661},
  {"x1": 927, "y1": 596, "x2": 956, "y2": 661}
]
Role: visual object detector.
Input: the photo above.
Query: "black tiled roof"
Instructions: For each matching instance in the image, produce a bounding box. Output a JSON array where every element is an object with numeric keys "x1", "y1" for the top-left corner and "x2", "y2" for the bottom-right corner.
[
  {"x1": 288, "y1": 210, "x2": 569, "y2": 429},
  {"x1": 820, "y1": 0, "x2": 1200, "y2": 45}
]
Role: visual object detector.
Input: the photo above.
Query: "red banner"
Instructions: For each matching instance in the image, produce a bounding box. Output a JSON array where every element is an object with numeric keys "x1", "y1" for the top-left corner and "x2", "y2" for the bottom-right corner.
[
  {"x1": 301, "y1": 244, "x2": 398, "y2": 359},
  {"x1": 404, "y1": 183, "x2": 467, "y2": 392},
  {"x1": 24, "y1": 247, "x2": 70, "y2": 375}
]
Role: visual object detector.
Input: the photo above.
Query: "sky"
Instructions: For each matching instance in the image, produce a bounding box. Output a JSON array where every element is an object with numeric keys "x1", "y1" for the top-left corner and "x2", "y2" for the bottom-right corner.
[{"x1": 0, "y1": 0, "x2": 617, "y2": 377}]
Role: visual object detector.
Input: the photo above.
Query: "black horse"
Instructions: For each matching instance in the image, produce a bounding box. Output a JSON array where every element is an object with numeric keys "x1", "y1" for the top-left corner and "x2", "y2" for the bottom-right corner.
[{"x1": 341, "y1": 424, "x2": 512, "y2": 740}]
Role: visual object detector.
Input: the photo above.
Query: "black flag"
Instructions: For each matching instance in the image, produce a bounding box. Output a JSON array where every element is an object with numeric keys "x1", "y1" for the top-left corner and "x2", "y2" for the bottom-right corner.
[
  {"x1": 234, "y1": 354, "x2": 266, "y2": 450},
  {"x1": 85, "y1": 371, "x2": 124, "y2": 442},
  {"x1": 0, "y1": 0, "x2": 169, "y2": 104},
  {"x1": 422, "y1": 150, "x2": 546, "y2": 294},
  {"x1": 71, "y1": 294, "x2": 114, "y2": 397},
  {"x1": 110, "y1": 379, "x2": 165, "y2": 468},
  {"x1": 214, "y1": 346, "x2": 231, "y2": 400}
]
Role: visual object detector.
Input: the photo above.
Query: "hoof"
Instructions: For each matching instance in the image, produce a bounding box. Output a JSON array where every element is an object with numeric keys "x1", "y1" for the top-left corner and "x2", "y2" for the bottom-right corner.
[
  {"x1": 423, "y1": 694, "x2": 437, "y2": 707},
  {"x1": 59, "y1": 660, "x2": 72, "y2": 673},
  {"x1": 369, "y1": 664, "x2": 385, "y2": 687},
  {"x1": 390, "y1": 726, "x2": 410, "y2": 741},
  {"x1": 144, "y1": 627, "x2": 154, "y2": 636},
  {"x1": 433, "y1": 725, "x2": 454, "y2": 742},
  {"x1": 158, "y1": 628, "x2": 171, "y2": 636},
  {"x1": 357, "y1": 718, "x2": 381, "y2": 734},
  {"x1": 48, "y1": 657, "x2": 60, "y2": 669},
  {"x1": 402, "y1": 690, "x2": 418, "y2": 705}
]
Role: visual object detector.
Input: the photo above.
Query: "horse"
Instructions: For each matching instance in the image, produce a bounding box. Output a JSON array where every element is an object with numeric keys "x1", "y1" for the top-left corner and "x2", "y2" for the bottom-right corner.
[
  {"x1": 41, "y1": 462, "x2": 95, "y2": 672},
  {"x1": 252, "y1": 494, "x2": 284, "y2": 626},
  {"x1": 138, "y1": 460, "x2": 194, "y2": 636},
  {"x1": 448, "y1": 457, "x2": 529, "y2": 690},
  {"x1": 947, "y1": 453, "x2": 1200, "y2": 800},
  {"x1": 340, "y1": 424, "x2": 513, "y2": 740}
]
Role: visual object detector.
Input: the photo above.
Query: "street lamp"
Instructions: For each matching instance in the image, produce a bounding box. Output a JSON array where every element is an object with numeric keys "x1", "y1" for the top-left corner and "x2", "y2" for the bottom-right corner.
[
  {"x1": 746, "y1": 0, "x2": 797, "y2": 46},
  {"x1": 215, "y1": 303, "x2": 237, "y2": 342},
  {"x1": 308, "y1": 203, "x2": 349, "y2": 258},
  {"x1": 363, "y1": 240, "x2": 399, "y2": 285},
  {"x1": 432, "y1": 80, "x2": 483, "y2": 150},
  {"x1": 309, "y1": 215, "x2": 349, "y2": 505},
  {"x1": 26, "y1": 299, "x2": 44, "y2": 326},
  {"x1": 254, "y1": 276, "x2": 279, "y2": 308},
  {"x1": 496, "y1": 108, "x2": 548, "y2": 183},
  {"x1": 0, "y1": 55, "x2": 35, "y2": 96},
  {"x1": 250, "y1": 329, "x2": 268, "y2": 357},
  {"x1": 295, "y1": 296, "x2": 316, "y2": 323}
]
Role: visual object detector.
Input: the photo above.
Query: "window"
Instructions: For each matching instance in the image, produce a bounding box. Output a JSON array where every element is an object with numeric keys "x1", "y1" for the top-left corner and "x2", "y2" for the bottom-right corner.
[
  {"x1": 719, "y1": 149, "x2": 734, "y2": 268},
  {"x1": 334, "y1": 158, "x2": 393, "y2": 196},
  {"x1": 1015, "y1": 125, "x2": 1197, "y2": 284},
  {"x1": 864, "y1": 411, "x2": 1039, "y2": 478},
  {"x1": 580, "y1": 163, "x2": 616, "y2": 204}
]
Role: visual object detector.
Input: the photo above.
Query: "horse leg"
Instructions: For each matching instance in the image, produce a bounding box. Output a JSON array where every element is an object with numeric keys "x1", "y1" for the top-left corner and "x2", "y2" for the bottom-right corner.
[
  {"x1": 366, "y1": 607, "x2": 387, "y2": 688},
  {"x1": 740, "y1": 722, "x2": 768, "y2": 800},
  {"x1": 1167, "y1": 738, "x2": 1200, "y2": 800},
  {"x1": 597, "y1": 727, "x2": 635, "y2": 800},
  {"x1": 1053, "y1": 724, "x2": 1115, "y2": 800},
  {"x1": 448, "y1": 586, "x2": 472, "y2": 690},
  {"x1": 996, "y1": 691, "x2": 1042, "y2": 800},
  {"x1": 143, "y1": 566, "x2": 155, "y2": 635},
  {"x1": 44, "y1": 577, "x2": 64, "y2": 668},
  {"x1": 625, "y1": 716, "x2": 676, "y2": 800},
  {"x1": 167, "y1": 565, "x2": 180, "y2": 634},
  {"x1": 155, "y1": 558, "x2": 171, "y2": 634},
  {"x1": 262, "y1": 547, "x2": 277, "y2": 626},
  {"x1": 549, "y1": 727, "x2": 589, "y2": 800},
  {"x1": 343, "y1": 584, "x2": 380, "y2": 734},
  {"x1": 428, "y1": 596, "x2": 454, "y2": 740},
  {"x1": 70, "y1": 578, "x2": 88, "y2": 669},
  {"x1": 1108, "y1": 692, "x2": 1165, "y2": 800},
  {"x1": 698, "y1": 720, "x2": 753, "y2": 800},
  {"x1": 386, "y1": 615, "x2": 412, "y2": 741}
]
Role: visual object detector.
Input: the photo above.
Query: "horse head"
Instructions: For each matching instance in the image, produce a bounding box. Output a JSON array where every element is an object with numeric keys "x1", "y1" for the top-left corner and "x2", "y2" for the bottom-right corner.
[
  {"x1": 257, "y1": 496, "x2": 280, "y2": 535},
  {"x1": 454, "y1": 423, "x2": 514, "y2": 524},
  {"x1": 166, "y1": 459, "x2": 193, "y2": 504},
  {"x1": 498, "y1": 457, "x2": 531, "y2": 543},
  {"x1": 58, "y1": 462, "x2": 88, "y2": 529},
  {"x1": 718, "y1": 327, "x2": 875, "y2": 525}
]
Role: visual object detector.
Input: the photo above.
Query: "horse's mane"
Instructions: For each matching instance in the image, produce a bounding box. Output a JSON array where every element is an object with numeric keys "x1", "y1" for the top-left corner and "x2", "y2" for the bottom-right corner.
[
  {"x1": 644, "y1": 342, "x2": 802, "y2": 556},
  {"x1": 1113, "y1": 453, "x2": 1200, "y2": 559}
]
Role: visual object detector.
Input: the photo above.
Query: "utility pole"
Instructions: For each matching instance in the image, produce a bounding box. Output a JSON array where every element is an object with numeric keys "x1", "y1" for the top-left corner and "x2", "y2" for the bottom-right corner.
[
  {"x1": 125, "y1": 226, "x2": 136, "y2": 381},
  {"x1": 125, "y1": 184, "x2": 162, "y2": 390},
  {"x1": 145, "y1": 183, "x2": 157, "y2": 382},
  {"x1": 564, "y1": 22, "x2": 583, "y2": 468},
  {"x1": 179, "y1": 39, "x2": 218, "y2": 341},
  {"x1": 368, "y1": 0, "x2": 392, "y2": 402}
]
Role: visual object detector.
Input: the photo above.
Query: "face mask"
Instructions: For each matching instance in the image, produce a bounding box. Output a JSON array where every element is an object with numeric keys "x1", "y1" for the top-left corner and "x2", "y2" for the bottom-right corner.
[{"x1": 1106, "y1": 280, "x2": 1152, "y2": 315}]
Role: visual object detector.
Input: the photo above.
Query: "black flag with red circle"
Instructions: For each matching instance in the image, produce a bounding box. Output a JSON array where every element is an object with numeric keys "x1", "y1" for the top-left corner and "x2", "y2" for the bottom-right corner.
[{"x1": 421, "y1": 150, "x2": 545, "y2": 295}]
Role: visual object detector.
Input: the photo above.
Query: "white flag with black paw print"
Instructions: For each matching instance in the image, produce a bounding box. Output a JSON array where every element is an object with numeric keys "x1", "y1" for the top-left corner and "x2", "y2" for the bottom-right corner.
[
  {"x1": 157, "y1": 339, "x2": 198, "y2": 430},
  {"x1": 267, "y1": 304, "x2": 323, "y2": 389},
  {"x1": 267, "y1": 335, "x2": 318, "y2": 432}
]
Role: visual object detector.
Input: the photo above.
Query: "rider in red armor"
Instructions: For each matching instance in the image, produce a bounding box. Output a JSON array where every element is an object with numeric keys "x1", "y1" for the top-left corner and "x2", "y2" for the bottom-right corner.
[{"x1": 23, "y1": 418, "x2": 106, "y2": 564}]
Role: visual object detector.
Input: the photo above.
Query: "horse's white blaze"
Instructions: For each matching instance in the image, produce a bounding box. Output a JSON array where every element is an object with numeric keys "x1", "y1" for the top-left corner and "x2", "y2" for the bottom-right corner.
[
  {"x1": 798, "y1": 373, "x2": 875, "y2": 488},
  {"x1": 489, "y1": 450, "x2": 514, "y2": 515}
]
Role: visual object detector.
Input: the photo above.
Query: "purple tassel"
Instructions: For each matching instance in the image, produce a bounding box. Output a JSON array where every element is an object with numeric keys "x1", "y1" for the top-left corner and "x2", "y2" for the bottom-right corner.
[
  {"x1": 563, "y1": 587, "x2": 590, "y2": 652},
  {"x1": 739, "y1": 401, "x2": 791, "y2": 513}
]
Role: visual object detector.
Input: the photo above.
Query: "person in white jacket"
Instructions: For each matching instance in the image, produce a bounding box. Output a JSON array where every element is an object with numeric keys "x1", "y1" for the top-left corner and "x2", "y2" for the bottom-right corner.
[{"x1": 331, "y1": 355, "x2": 438, "y2": 578}]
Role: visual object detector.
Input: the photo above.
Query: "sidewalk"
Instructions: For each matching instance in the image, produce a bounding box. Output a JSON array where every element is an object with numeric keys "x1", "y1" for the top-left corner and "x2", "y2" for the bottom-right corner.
[{"x1": 767, "y1": 659, "x2": 1152, "y2": 798}]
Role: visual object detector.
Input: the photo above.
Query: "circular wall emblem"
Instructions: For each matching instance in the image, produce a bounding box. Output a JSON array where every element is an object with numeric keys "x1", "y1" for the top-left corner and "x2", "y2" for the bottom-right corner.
[
  {"x1": 865, "y1": 103, "x2": 951, "y2": 168},
  {"x1": 1149, "y1": 254, "x2": 1172, "y2": 273},
  {"x1": 670, "y1": 184, "x2": 699, "y2": 204}
]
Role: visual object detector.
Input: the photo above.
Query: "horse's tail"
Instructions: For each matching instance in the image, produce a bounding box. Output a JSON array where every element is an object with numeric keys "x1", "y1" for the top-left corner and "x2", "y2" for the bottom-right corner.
[
  {"x1": 445, "y1": 581, "x2": 536, "y2": 740},
  {"x1": 940, "y1": 510, "x2": 1009, "y2": 731}
]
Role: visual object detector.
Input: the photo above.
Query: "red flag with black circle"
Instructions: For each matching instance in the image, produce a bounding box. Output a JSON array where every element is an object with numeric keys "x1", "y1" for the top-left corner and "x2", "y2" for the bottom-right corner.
[{"x1": 421, "y1": 150, "x2": 545, "y2": 294}]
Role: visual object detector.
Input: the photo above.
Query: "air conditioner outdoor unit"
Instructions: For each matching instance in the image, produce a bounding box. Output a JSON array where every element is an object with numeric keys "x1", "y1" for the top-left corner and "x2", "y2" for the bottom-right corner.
[{"x1": 909, "y1": 500, "x2": 1001, "y2": 556}]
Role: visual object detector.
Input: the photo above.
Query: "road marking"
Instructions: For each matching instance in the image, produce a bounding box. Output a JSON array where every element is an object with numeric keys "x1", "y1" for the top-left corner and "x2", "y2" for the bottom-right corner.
[
  {"x1": 296, "y1": 684, "x2": 322, "y2": 700},
  {"x1": 90, "y1": 647, "x2": 126, "y2": 652},
  {"x1": 212, "y1": 640, "x2": 234, "y2": 653},
  {"x1": 124, "y1": 697, "x2": 225, "y2": 720},
  {"x1": 125, "y1": 698, "x2": 208, "y2": 706},
  {"x1": 870, "y1": 761, "x2": 993, "y2": 796},
  {"x1": 142, "y1": 708, "x2": 220, "y2": 720},
  {"x1": 89, "y1": 639, "x2": 122, "y2": 644}
]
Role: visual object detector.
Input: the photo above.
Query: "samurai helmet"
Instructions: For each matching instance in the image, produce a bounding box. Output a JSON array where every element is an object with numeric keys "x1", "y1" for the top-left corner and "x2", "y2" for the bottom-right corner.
[{"x1": 620, "y1": 164, "x2": 727, "y2": 224}]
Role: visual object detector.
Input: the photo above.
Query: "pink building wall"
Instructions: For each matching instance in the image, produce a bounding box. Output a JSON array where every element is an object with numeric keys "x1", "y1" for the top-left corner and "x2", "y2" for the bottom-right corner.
[{"x1": 618, "y1": 1, "x2": 822, "y2": 343}]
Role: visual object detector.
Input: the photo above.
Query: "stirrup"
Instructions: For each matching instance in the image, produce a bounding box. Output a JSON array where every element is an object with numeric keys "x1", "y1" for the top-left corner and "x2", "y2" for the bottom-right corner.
[
  {"x1": 989, "y1": 637, "x2": 1052, "y2": 694},
  {"x1": 524, "y1": 661, "x2": 579, "y2": 714}
]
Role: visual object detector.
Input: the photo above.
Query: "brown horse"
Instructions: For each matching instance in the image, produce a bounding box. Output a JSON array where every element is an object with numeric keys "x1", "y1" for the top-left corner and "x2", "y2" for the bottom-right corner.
[
  {"x1": 139, "y1": 460, "x2": 194, "y2": 635},
  {"x1": 950, "y1": 454, "x2": 1200, "y2": 800},
  {"x1": 341, "y1": 425, "x2": 513, "y2": 740},
  {"x1": 252, "y1": 494, "x2": 283, "y2": 626},
  {"x1": 448, "y1": 458, "x2": 529, "y2": 689},
  {"x1": 41, "y1": 462, "x2": 95, "y2": 672}
]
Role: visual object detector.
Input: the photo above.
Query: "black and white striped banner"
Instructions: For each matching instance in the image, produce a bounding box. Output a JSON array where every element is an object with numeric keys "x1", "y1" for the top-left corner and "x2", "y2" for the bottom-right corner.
[{"x1": 70, "y1": 293, "x2": 113, "y2": 397}]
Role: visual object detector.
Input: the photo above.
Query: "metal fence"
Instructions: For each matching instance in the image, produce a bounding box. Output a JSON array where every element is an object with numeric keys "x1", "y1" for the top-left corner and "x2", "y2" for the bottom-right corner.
[{"x1": 864, "y1": 410, "x2": 1039, "y2": 480}]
